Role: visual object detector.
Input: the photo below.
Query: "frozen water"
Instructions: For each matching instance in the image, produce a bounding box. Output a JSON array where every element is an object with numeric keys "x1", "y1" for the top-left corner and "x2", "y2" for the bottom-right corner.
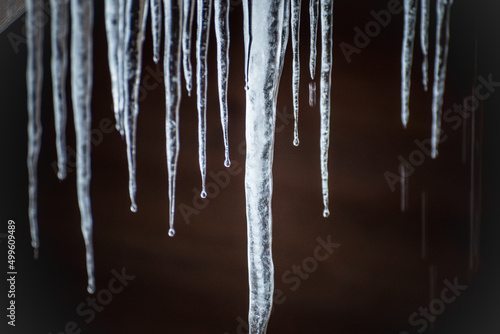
[{"x1": 401, "y1": 0, "x2": 417, "y2": 128}]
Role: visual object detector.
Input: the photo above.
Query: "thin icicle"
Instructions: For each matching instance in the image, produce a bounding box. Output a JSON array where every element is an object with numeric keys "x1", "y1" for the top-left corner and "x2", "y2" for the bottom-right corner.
[
  {"x1": 309, "y1": 0, "x2": 319, "y2": 79},
  {"x1": 182, "y1": 0, "x2": 195, "y2": 95},
  {"x1": 150, "y1": 0, "x2": 162, "y2": 63},
  {"x1": 163, "y1": 0, "x2": 183, "y2": 237},
  {"x1": 245, "y1": 1, "x2": 286, "y2": 332},
  {"x1": 70, "y1": 0, "x2": 95, "y2": 294},
  {"x1": 242, "y1": 0, "x2": 250, "y2": 89},
  {"x1": 50, "y1": 0, "x2": 69, "y2": 181},
  {"x1": 420, "y1": 0, "x2": 430, "y2": 91},
  {"x1": 431, "y1": 0, "x2": 453, "y2": 158},
  {"x1": 26, "y1": 0, "x2": 44, "y2": 258},
  {"x1": 195, "y1": 0, "x2": 212, "y2": 198},
  {"x1": 276, "y1": 0, "x2": 290, "y2": 87},
  {"x1": 104, "y1": 0, "x2": 123, "y2": 134},
  {"x1": 123, "y1": 0, "x2": 149, "y2": 212},
  {"x1": 117, "y1": 2, "x2": 126, "y2": 135},
  {"x1": 291, "y1": 0, "x2": 301, "y2": 147},
  {"x1": 214, "y1": 0, "x2": 231, "y2": 167},
  {"x1": 401, "y1": 0, "x2": 417, "y2": 128},
  {"x1": 319, "y1": 0, "x2": 333, "y2": 218}
]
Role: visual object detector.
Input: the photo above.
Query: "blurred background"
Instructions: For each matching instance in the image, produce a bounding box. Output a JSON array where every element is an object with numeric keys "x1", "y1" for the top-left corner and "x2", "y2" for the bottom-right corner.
[{"x1": 1, "y1": 0, "x2": 500, "y2": 333}]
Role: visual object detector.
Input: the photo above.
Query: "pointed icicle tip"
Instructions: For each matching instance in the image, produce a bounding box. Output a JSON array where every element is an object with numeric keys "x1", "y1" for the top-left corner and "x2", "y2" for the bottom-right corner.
[
  {"x1": 87, "y1": 284, "x2": 96, "y2": 294},
  {"x1": 57, "y1": 170, "x2": 67, "y2": 181},
  {"x1": 200, "y1": 190, "x2": 207, "y2": 198},
  {"x1": 293, "y1": 137, "x2": 300, "y2": 147},
  {"x1": 130, "y1": 203, "x2": 138, "y2": 213},
  {"x1": 168, "y1": 228, "x2": 176, "y2": 237}
]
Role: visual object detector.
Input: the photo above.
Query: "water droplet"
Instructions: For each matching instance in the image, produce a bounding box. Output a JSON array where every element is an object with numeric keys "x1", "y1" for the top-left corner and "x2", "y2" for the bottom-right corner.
[
  {"x1": 293, "y1": 137, "x2": 300, "y2": 146},
  {"x1": 201, "y1": 190, "x2": 207, "y2": 198},
  {"x1": 323, "y1": 208, "x2": 330, "y2": 218},
  {"x1": 130, "y1": 203, "x2": 138, "y2": 212},
  {"x1": 87, "y1": 284, "x2": 96, "y2": 294},
  {"x1": 168, "y1": 228, "x2": 176, "y2": 237},
  {"x1": 57, "y1": 170, "x2": 67, "y2": 181},
  {"x1": 224, "y1": 158, "x2": 231, "y2": 167}
]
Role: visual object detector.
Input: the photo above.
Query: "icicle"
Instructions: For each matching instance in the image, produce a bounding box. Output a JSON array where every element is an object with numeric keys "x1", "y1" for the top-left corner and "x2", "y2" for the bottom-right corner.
[
  {"x1": 420, "y1": 0, "x2": 430, "y2": 91},
  {"x1": 214, "y1": 0, "x2": 231, "y2": 167},
  {"x1": 195, "y1": 0, "x2": 212, "y2": 198},
  {"x1": 50, "y1": 0, "x2": 69, "y2": 181},
  {"x1": 277, "y1": 0, "x2": 290, "y2": 85},
  {"x1": 245, "y1": 1, "x2": 286, "y2": 332},
  {"x1": 291, "y1": 0, "x2": 301, "y2": 147},
  {"x1": 164, "y1": 0, "x2": 183, "y2": 237},
  {"x1": 117, "y1": 2, "x2": 126, "y2": 135},
  {"x1": 309, "y1": 81, "x2": 316, "y2": 107},
  {"x1": 182, "y1": 0, "x2": 195, "y2": 95},
  {"x1": 319, "y1": 0, "x2": 333, "y2": 218},
  {"x1": 104, "y1": 0, "x2": 123, "y2": 134},
  {"x1": 26, "y1": 0, "x2": 44, "y2": 258},
  {"x1": 401, "y1": 0, "x2": 417, "y2": 128},
  {"x1": 309, "y1": 0, "x2": 319, "y2": 79},
  {"x1": 70, "y1": 0, "x2": 95, "y2": 294},
  {"x1": 431, "y1": 0, "x2": 453, "y2": 158},
  {"x1": 123, "y1": 0, "x2": 149, "y2": 212},
  {"x1": 150, "y1": 0, "x2": 162, "y2": 63},
  {"x1": 242, "y1": 0, "x2": 250, "y2": 89}
]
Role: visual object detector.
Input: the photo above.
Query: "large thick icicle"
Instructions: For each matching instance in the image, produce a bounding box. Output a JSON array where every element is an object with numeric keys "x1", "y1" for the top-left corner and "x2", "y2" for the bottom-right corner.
[
  {"x1": 309, "y1": 0, "x2": 319, "y2": 79},
  {"x1": 163, "y1": 0, "x2": 183, "y2": 237},
  {"x1": 245, "y1": 1, "x2": 286, "y2": 332},
  {"x1": 104, "y1": 0, "x2": 124, "y2": 134},
  {"x1": 195, "y1": 0, "x2": 212, "y2": 198},
  {"x1": 50, "y1": 0, "x2": 69, "y2": 181},
  {"x1": 291, "y1": 0, "x2": 301, "y2": 146},
  {"x1": 401, "y1": 0, "x2": 417, "y2": 128},
  {"x1": 182, "y1": 0, "x2": 195, "y2": 95},
  {"x1": 70, "y1": 0, "x2": 96, "y2": 294},
  {"x1": 420, "y1": 0, "x2": 430, "y2": 91},
  {"x1": 319, "y1": 0, "x2": 333, "y2": 218},
  {"x1": 26, "y1": 0, "x2": 44, "y2": 257},
  {"x1": 214, "y1": 0, "x2": 231, "y2": 167},
  {"x1": 123, "y1": 0, "x2": 149, "y2": 212},
  {"x1": 150, "y1": 0, "x2": 162, "y2": 63},
  {"x1": 431, "y1": 0, "x2": 453, "y2": 158}
]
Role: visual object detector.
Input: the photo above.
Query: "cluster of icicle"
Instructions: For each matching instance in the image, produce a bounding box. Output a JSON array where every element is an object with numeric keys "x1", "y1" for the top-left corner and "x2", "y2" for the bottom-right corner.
[
  {"x1": 401, "y1": 0, "x2": 453, "y2": 157},
  {"x1": 25, "y1": 0, "x2": 332, "y2": 331}
]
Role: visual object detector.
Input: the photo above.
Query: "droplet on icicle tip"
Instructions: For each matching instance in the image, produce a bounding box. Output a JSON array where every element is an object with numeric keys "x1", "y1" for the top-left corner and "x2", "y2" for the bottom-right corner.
[
  {"x1": 323, "y1": 207, "x2": 330, "y2": 218},
  {"x1": 293, "y1": 137, "x2": 300, "y2": 146},
  {"x1": 130, "y1": 203, "x2": 138, "y2": 212},
  {"x1": 168, "y1": 228, "x2": 176, "y2": 237},
  {"x1": 224, "y1": 158, "x2": 231, "y2": 168},
  {"x1": 87, "y1": 284, "x2": 96, "y2": 294},
  {"x1": 201, "y1": 189, "x2": 207, "y2": 198},
  {"x1": 57, "y1": 170, "x2": 67, "y2": 181}
]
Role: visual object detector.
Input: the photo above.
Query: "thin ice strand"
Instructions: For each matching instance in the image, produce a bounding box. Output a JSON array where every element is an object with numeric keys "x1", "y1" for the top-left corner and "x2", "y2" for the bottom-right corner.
[
  {"x1": 214, "y1": 0, "x2": 231, "y2": 167},
  {"x1": 150, "y1": 0, "x2": 162, "y2": 63},
  {"x1": 70, "y1": 0, "x2": 95, "y2": 294},
  {"x1": 431, "y1": 0, "x2": 453, "y2": 158},
  {"x1": 401, "y1": 0, "x2": 417, "y2": 128},
  {"x1": 50, "y1": 0, "x2": 69, "y2": 181},
  {"x1": 26, "y1": 0, "x2": 44, "y2": 258},
  {"x1": 163, "y1": 0, "x2": 183, "y2": 237},
  {"x1": 291, "y1": 0, "x2": 301, "y2": 146},
  {"x1": 309, "y1": 0, "x2": 318, "y2": 79},
  {"x1": 195, "y1": 0, "x2": 212, "y2": 198},
  {"x1": 420, "y1": 0, "x2": 430, "y2": 91},
  {"x1": 182, "y1": 0, "x2": 195, "y2": 95},
  {"x1": 319, "y1": 0, "x2": 333, "y2": 218}
]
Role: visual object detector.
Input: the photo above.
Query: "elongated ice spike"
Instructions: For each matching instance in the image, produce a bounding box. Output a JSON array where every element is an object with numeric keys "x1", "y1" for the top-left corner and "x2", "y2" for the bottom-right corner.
[
  {"x1": 309, "y1": 0, "x2": 319, "y2": 79},
  {"x1": 163, "y1": 0, "x2": 183, "y2": 237},
  {"x1": 117, "y1": 2, "x2": 126, "y2": 135},
  {"x1": 104, "y1": 0, "x2": 123, "y2": 133},
  {"x1": 319, "y1": 0, "x2": 333, "y2": 218},
  {"x1": 242, "y1": 0, "x2": 250, "y2": 89},
  {"x1": 150, "y1": 0, "x2": 162, "y2": 63},
  {"x1": 26, "y1": 0, "x2": 44, "y2": 256},
  {"x1": 182, "y1": 0, "x2": 195, "y2": 95},
  {"x1": 123, "y1": 0, "x2": 149, "y2": 212},
  {"x1": 420, "y1": 0, "x2": 430, "y2": 91},
  {"x1": 245, "y1": 2, "x2": 286, "y2": 332},
  {"x1": 431, "y1": 0, "x2": 453, "y2": 158},
  {"x1": 70, "y1": 0, "x2": 95, "y2": 294},
  {"x1": 214, "y1": 0, "x2": 231, "y2": 167},
  {"x1": 291, "y1": 0, "x2": 301, "y2": 147},
  {"x1": 401, "y1": 0, "x2": 418, "y2": 128},
  {"x1": 196, "y1": 0, "x2": 212, "y2": 198}
]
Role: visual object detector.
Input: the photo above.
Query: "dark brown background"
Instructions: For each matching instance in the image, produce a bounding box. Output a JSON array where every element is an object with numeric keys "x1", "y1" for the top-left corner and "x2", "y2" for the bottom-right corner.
[{"x1": 1, "y1": 0, "x2": 500, "y2": 333}]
